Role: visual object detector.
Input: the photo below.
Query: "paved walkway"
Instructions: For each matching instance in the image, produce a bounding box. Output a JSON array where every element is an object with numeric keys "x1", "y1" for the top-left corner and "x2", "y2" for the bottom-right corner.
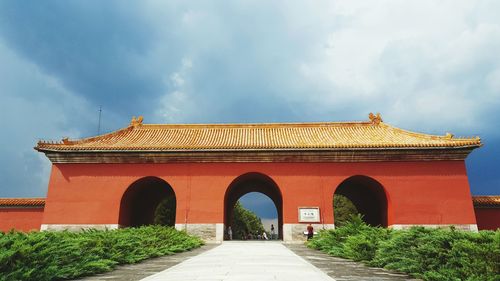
[
  {"x1": 75, "y1": 244, "x2": 218, "y2": 281},
  {"x1": 76, "y1": 242, "x2": 419, "y2": 281},
  {"x1": 286, "y1": 244, "x2": 420, "y2": 281},
  {"x1": 142, "y1": 241, "x2": 333, "y2": 281}
]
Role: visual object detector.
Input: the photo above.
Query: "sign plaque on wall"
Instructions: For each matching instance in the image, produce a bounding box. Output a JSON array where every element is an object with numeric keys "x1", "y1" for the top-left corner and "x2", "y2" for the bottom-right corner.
[{"x1": 298, "y1": 207, "x2": 320, "y2": 223}]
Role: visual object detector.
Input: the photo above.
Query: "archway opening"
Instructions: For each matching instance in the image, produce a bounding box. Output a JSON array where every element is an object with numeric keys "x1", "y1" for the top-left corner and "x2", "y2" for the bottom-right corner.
[
  {"x1": 224, "y1": 173, "x2": 283, "y2": 240},
  {"x1": 334, "y1": 175, "x2": 387, "y2": 227},
  {"x1": 234, "y1": 192, "x2": 278, "y2": 240},
  {"x1": 119, "y1": 176, "x2": 176, "y2": 227}
]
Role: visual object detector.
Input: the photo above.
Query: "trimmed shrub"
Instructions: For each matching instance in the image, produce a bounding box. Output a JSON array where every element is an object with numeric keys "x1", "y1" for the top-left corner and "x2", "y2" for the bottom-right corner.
[
  {"x1": 308, "y1": 218, "x2": 500, "y2": 281},
  {"x1": 0, "y1": 226, "x2": 203, "y2": 281},
  {"x1": 343, "y1": 229, "x2": 387, "y2": 262}
]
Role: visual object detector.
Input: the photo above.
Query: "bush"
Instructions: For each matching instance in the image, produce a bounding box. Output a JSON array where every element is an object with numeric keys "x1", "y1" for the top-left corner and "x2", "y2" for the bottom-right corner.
[
  {"x1": 308, "y1": 218, "x2": 500, "y2": 281},
  {"x1": 309, "y1": 215, "x2": 390, "y2": 261},
  {"x1": 0, "y1": 226, "x2": 203, "y2": 281}
]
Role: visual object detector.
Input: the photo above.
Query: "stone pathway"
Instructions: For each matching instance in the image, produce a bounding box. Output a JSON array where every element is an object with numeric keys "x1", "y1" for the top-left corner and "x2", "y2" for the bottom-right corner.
[
  {"x1": 75, "y1": 242, "x2": 420, "y2": 281},
  {"x1": 286, "y1": 244, "x2": 420, "y2": 281},
  {"x1": 142, "y1": 241, "x2": 333, "y2": 281},
  {"x1": 74, "y1": 244, "x2": 218, "y2": 281}
]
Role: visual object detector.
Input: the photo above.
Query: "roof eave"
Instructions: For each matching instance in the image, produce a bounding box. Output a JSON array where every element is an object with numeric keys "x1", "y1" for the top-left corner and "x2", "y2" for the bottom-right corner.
[{"x1": 35, "y1": 145, "x2": 482, "y2": 153}]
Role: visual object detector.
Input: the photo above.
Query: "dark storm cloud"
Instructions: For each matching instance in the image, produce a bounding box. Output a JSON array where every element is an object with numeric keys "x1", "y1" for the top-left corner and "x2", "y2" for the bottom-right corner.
[
  {"x1": 0, "y1": 1, "x2": 179, "y2": 116},
  {"x1": 239, "y1": 193, "x2": 278, "y2": 220},
  {"x1": 0, "y1": 1, "x2": 499, "y2": 199},
  {"x1": 467, "y1": 138, "x2": 500, "y2": 195},
  {"x1": 0, "y1": 1, "x2": 326, "y2": 124}
]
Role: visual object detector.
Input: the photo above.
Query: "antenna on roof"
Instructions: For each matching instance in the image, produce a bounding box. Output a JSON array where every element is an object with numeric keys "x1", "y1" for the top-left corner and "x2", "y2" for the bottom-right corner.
[{"x1": 97, "y1": 106, "x2": 102, "y2": 135}]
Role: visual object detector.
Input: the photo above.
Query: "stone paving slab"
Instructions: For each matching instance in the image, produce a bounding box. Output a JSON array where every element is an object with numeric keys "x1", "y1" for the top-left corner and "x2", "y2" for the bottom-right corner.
[
  {"x1": 142, "y1": 241, "x2": 334, "y2": 281},
  {"x1": 286, "y1": 244, "x2": 421, "y2": 281},
  {"x1": 74, "y1": 244, "x2": 218, "y2": 281},
  {"x1": 74, "y1": 242, "x2": 422, "y2": 281}
]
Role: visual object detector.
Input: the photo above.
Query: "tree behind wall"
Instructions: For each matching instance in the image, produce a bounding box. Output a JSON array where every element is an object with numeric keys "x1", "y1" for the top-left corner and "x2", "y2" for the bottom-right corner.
[
  {"x1": 334, "y1": 194, "x2": 359, "y2": 227},
  {"x1": 232, "y1": 201, "x2": 265, "y2": 239},
  {"x1": 153, "y1": 195, "x2": 176, "y2": 226}
]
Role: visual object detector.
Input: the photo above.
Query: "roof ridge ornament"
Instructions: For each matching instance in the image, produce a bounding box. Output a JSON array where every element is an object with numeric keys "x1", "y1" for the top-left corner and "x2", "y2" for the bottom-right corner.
[
  {"x1": 62, "y1": 137, "x2": 72, "y2": 144},
  {"x1": 369, "y1": 112, "x2": 383, "y2": 125},
  {"x1": 130, "y1": 116, "x2": 144, "y2": 127}
]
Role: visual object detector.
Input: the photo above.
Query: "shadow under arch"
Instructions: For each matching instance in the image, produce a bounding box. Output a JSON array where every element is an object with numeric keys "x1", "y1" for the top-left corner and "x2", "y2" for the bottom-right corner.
[
  {"x1": 119, "y1": 176, "x2": 176, "y2": 227},
  {"x1": 224, "y1": 172, "x2": 283, "y2": 240},
  {"x1": 334, "y1": 175, "x2": 388, "y2": 227}
]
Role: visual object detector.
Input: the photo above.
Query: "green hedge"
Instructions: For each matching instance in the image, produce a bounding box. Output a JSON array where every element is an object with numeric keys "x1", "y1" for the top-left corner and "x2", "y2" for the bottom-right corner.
[
  {"x1": 0, "y1": 226, "x2": 203, "y2": 281},
  {"x1": 308, "y1": 216, "x2": 500, "y2": 281}
]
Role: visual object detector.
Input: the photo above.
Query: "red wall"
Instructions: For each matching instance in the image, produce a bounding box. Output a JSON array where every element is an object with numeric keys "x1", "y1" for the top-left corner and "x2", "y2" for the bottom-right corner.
[
  {"x1": 474, "y1": 208, "x2": 500, "y2": 230},
  {"x1": 42, "y1": 161, "x2": 477, "y2": 227},
  {"x1": 0, "y1": 208, "x2": 44, "y2": 232}
]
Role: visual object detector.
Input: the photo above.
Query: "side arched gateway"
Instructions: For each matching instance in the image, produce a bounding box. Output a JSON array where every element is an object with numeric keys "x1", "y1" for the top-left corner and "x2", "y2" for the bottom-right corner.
[
  {"x1": 224, "y1": 172, "x2": 283, "y2": 240},
  {"x1": 334, "y1": 175, "x2": 388, "y2": 227},
  {"x1": 119, "y1": 176, "x2": 176, "y2": 227}
]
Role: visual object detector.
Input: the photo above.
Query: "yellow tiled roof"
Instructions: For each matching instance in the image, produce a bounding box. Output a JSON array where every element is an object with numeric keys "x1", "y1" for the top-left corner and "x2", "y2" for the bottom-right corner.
[
  {"x1": 472, "y1": 196, "x2": 500, "y2": 207},
  {"x1": 0, "y1": 198, "x2": 45, "y2": 207},
  {"x1": 35, "y1": 114, "x2": 481, "y2": 152}
]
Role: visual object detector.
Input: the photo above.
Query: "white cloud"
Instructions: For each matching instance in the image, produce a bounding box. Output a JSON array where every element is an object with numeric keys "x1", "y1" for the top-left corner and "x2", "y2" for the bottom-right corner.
[
  {"x1": 288, "y1": 1, "x2": 500, "y2": 135},
  {"x1": 156, "y1": 57, "x2": 195, "y2": 122},
  {"x1": 137, "y1": 1, "x2": 500, "y2": 136}
]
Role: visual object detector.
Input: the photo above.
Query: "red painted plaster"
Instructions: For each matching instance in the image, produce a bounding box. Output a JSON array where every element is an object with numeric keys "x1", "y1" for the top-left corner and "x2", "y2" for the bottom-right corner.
[
  {"x1": 0, "y1": 208, "x2": 44, "y2": 232},
  {"x1": 41, "y1": 161, "x2": 477, "y2": 227}
]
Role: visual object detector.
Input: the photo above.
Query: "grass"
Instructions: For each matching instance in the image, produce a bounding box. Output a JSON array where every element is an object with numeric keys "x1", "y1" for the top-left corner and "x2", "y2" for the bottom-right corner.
[
  {"x1": 307, "y1": 215, "x2": 500, "y2": 281},
  {"x1": 0, "y1": 225, "x2": 203, "y2": 281}
]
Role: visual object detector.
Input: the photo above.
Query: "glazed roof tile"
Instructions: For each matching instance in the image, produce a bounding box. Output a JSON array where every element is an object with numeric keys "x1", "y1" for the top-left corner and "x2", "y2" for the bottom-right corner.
[
  {"x1": 472, "y1": 196, "x2": 500, "y2": 207},
  {"x1": 35, "y1": 114, "x2": 481, "y2": 152},
  {"x1": 0, "y1": 198, "x2": 45, "y2": 207}
]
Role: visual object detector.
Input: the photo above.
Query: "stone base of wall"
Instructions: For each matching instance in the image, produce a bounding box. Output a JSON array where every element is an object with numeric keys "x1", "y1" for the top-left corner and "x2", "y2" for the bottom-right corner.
[
  {"x1": 175, "y1": 223, "x2": 224, "y2": 242},
  {"x1": 283, "y1": 223, "x2": 335, "y2": 243},
  {"x1": 40, "y1": 224, "x2": 119, "y2": 231},
  {"x1": 389, "y1": 224, "x2": 478, "y2": 232},
  {"x1": 174, "y1": 223, "x2": 336, "y2": 242}
]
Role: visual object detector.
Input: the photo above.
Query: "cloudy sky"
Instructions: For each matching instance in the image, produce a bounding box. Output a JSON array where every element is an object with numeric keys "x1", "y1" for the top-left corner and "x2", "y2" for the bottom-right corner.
[{"x1": 0, "y1": 1, "x2": 499, "y2": 200}]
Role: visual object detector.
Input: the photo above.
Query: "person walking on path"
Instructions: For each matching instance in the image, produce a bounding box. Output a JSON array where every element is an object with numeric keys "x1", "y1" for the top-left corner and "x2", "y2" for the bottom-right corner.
[
  {"x1": 307, "y1": 224, "x2": 314, "y2": 240},
  {"x1": 270, "y1": 224, "x2": 275, "y2": 240},
  {"x1": 227, "y1": 226, "x2": 233, "y2": 240}
]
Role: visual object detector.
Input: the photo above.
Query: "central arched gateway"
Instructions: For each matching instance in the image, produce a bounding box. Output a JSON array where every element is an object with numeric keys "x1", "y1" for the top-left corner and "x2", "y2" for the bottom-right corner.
[{"x1": 224, "y1": 173, "x2": 283, "y2": 240}]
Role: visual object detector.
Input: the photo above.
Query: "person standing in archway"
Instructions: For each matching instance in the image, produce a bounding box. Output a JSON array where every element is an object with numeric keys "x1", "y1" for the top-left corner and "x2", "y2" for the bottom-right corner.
[
  {"x1": 270, "y1": 224, "x2": 275, "y2": 240},
  {"x1": 227, "y1": 226, "x2": 233, "y2": 240},
  {"x1": 307, "y1": 224, "x2": 314, "y2": 240}
]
